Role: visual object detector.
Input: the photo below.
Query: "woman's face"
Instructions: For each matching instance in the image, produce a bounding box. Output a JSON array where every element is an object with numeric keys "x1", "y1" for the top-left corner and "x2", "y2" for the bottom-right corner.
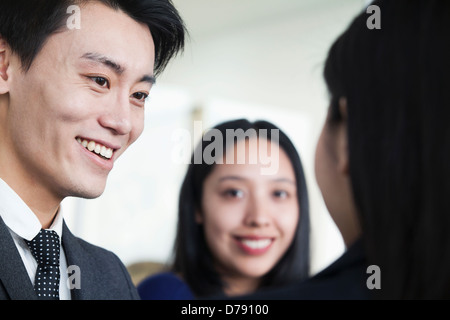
[
  {"x1": 314, "y1": 100, "x2": 361, "y2": 247},
  {"x1": 199, "y1": 138, "x2": 299, "y2": 294}
]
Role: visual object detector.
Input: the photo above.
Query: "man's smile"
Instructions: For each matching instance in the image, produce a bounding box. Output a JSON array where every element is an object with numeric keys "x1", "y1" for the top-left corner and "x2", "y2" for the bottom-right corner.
[{"x1": 76, "y1": 137, "x2": 115, "y2": 160}]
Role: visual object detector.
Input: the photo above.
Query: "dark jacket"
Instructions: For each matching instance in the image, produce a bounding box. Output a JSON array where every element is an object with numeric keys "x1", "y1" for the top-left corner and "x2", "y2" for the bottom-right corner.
[
  {"x1": 236, "y1": 238, "x2": 372, "y2": 300},
  {"x1": 0, "y1": 217, "x2": 139, "y2": 300}
]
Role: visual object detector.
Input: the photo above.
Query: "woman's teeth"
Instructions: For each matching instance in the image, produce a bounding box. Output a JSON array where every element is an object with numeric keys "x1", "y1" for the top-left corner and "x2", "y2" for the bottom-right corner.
[
  {"x1": 77, "y1": 138, "x2": 113, "y2": 159},
  {"x1": 240, "y1": 238, "x2": 272, "y2": 249}
]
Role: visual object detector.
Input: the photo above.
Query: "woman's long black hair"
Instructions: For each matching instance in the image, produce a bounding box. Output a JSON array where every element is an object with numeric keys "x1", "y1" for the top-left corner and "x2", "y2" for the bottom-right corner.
[
  {"x1": 171, "y1": 119, "x2": 310, "y2": 297},
  {"x1": 324, "y1": 0, "x2": 450, "y2": 298}
]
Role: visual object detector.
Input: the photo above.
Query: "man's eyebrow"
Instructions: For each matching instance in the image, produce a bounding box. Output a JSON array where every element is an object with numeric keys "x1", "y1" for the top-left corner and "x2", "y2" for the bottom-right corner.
[
  {"x1": 140, "y1": 74, "x2": 156, "y2": 85},
  {"x1": 81, "y1": 52, "x2": 156, "y2": 84},
  {"x1": 81, "y1": 52, "x2": 124, "y2": 75}
]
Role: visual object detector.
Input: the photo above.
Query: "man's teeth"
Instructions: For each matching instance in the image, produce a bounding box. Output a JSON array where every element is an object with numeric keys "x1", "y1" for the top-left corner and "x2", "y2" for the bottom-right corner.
[
  {"x1": 77, "y1": 138, "x2": 113, "y2": 159},
  {"x1": 240, "y1": 239, "x2": 272, "y2": 249}
]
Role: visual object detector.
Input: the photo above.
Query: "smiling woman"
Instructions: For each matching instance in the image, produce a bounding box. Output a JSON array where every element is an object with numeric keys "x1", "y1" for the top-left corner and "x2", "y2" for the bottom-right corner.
[
  {"x1": 199, "y1": 137, "x2": 299, "y2": 295},
  {"x1": 137, "y1": 118, "x2": 310, "y2": 299}
]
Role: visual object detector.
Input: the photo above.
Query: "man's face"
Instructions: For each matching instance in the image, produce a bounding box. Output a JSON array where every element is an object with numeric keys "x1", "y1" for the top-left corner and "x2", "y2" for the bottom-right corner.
[{"x1": 2, "y1": 2, "x2": 155, "y2": 200}]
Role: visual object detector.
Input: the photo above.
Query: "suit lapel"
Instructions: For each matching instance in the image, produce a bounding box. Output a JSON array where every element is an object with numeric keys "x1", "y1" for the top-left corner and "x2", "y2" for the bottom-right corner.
[
  {"x1": 61, "y1": 222, "x2": 94, "y2": 300},
  {"x1": 0, "y1": 217, "x2": 37, "y2": 300}
]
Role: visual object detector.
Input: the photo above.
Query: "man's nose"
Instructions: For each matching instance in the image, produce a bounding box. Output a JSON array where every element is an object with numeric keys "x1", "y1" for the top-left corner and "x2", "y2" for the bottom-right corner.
[{"x1": 98, "y1": 93, "x2": 132, "y2": 135}]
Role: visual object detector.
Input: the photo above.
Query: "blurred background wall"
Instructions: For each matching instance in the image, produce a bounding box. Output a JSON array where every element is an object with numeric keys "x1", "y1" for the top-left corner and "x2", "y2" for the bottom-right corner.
[{"x1": 63, "y1": 0, "x2": 368, "y2": 284}]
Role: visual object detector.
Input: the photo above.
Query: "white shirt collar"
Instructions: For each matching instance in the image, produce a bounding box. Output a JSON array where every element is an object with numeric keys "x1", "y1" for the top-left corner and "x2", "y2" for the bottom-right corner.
[{"x1": 0, "y1": 178, "x2": 63, "y2": 241}]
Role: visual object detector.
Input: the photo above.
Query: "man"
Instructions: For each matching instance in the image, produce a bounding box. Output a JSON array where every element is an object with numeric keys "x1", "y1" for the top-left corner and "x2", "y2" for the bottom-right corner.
[{"x1": 0, "y1": 0, "x2": 185, "y2": 299}]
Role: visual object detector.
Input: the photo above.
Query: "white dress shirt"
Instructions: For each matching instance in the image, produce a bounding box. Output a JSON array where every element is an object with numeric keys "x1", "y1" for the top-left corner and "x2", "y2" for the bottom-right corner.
[{"x1": 0, "y1": 178, "x2": 71, "y2": 300}]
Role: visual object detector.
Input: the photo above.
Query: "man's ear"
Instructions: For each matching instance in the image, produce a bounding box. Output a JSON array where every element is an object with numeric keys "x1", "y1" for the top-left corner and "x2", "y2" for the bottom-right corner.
[
  {"x1": 337, "y1": 97, "x2": 350, "y2": 175},
  {"x1": 0, "y1": 37, "x2": 11, "y2": 94}
]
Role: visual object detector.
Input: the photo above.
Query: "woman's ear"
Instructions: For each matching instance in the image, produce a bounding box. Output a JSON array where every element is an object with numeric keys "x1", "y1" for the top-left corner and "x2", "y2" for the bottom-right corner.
[
  {"x1": 337, "y1": 97, "x2": 350, "y2": 175},
  {"x1": 0, "y1": 37, "x2": 11, "y2": 94},
  {"x1": 195, "y1": 210, "x2": 203, "y2": 224}
]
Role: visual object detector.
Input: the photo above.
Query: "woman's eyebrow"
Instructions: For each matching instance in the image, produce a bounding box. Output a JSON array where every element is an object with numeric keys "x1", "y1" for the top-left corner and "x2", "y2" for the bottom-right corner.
[
  {"x1": 218, "y1": 176, "x2": 245, "y2": 182},
  {"x1": 271, "y1": 178, "x2": 296, "y2": 185},
  {"x1": 217, "y1": 176, "x2": 295, "y2": 185}
]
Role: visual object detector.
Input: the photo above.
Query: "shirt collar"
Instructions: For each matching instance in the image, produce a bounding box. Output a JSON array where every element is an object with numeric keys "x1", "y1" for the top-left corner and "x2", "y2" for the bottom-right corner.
[{"x1": 0, "y1": 178, "x2": 63, "y2": 241}]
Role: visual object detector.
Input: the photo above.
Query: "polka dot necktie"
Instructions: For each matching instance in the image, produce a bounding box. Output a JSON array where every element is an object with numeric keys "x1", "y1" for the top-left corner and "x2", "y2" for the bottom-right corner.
[{"x1": 25, "y1": 229, "x2": 61, "y2": 300}]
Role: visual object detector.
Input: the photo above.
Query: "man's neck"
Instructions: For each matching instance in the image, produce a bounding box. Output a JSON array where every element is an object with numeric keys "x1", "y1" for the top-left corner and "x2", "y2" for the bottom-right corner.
[
  {"x1": 0, "y1": 134, "x2": 64, "y2": 228},
  {"x1": 0, "y1": 173, "x2": 62, "y2": 229}
]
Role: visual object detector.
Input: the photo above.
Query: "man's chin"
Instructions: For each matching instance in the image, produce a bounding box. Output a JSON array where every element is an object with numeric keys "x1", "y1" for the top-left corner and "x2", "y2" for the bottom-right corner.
[
  {"x1": 67, "y1": 182, "x2": 107, "y2": 200},
  {"x1": 79, "y1": 191, "x2": 104, "y2": 200}
]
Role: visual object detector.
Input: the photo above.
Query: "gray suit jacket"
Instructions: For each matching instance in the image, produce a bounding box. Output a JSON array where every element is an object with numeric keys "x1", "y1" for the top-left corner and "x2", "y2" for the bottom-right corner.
[{"x1": 0, "y1": 217, "x2": 140, "y2": 300}]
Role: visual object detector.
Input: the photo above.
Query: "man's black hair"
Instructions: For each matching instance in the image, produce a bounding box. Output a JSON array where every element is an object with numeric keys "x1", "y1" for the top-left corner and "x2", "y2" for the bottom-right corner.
[{"x1": 0, "y1": 0, "x2": 186, "y2": 76}]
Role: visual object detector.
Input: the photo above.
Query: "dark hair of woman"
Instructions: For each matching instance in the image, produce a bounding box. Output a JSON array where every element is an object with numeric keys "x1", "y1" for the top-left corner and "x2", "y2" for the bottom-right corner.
[{"x1": 324, "y1": 0, "x2": 450, "y2": 299}]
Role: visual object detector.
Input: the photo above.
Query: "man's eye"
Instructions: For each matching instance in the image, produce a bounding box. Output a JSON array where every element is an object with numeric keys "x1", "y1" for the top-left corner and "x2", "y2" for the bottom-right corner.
[
  {"x1": 132, "y1": 92, "x2": 149, "y2": 101},
  {"x1": 90, "y1": 76, "x2": 109, "y2": 88}
]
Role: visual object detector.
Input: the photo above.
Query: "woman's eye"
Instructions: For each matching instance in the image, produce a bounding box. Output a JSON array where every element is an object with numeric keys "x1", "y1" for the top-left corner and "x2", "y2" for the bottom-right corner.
[
  {"x1": 90, "y1": 76, "x2": 109, "y2": 88},
  {"x1": 273, "y1": 190, "x2": 288, "y2": 199},
  {"x1": 132, "y1": 92, "x2": 149, "y2": 101},
  {"x1": 223, "y1": 189, "x2": 244, "y2": 198}
]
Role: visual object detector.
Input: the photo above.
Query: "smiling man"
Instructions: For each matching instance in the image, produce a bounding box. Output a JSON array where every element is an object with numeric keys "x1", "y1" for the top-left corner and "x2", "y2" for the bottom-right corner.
[{"x1": 0, "y1": 0, "x2": 185, "y2": 300}]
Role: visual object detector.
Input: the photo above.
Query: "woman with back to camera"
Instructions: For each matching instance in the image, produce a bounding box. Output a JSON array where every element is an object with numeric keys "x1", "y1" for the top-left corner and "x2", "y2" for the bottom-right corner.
[
  {"x1": 238, "y1": 0, "x2": 450, "y2": 300},
  {"x1": 137, "y1": 118, "x2": 311, "y2": 299}
]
